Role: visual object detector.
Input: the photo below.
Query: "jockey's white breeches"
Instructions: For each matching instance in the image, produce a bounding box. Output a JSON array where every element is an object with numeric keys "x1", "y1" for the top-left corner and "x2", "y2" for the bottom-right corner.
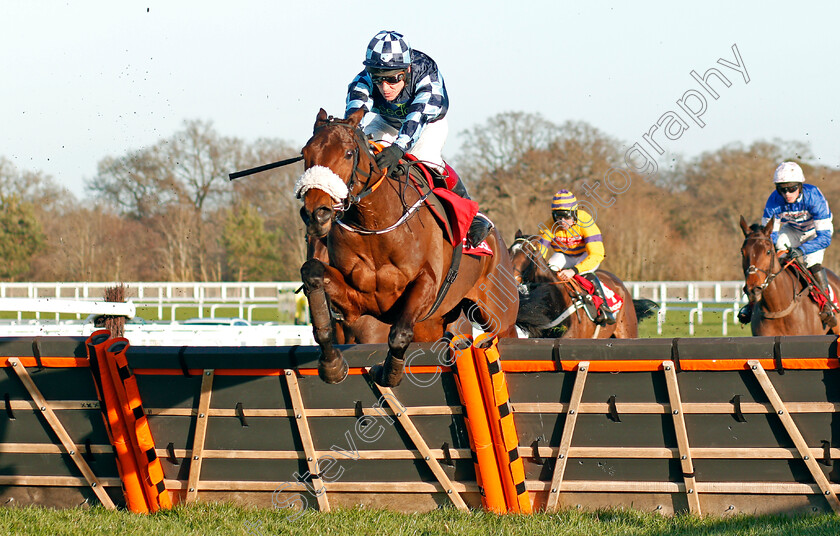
[
  {"x1": 775, "y1": 224, "x2": 825, "y2": 267},
  {"x1": 363, "y1": 115, "x2": 448, "y2": 171},
  {"x1": 547, "y1": 252, "x2": 600, "y2": 274}
]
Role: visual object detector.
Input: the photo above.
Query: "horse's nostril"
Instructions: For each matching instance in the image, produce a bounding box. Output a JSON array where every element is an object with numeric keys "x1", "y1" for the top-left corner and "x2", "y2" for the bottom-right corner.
[{"x1": 314, "y1": 207, "x2": 332, "y2": 225}]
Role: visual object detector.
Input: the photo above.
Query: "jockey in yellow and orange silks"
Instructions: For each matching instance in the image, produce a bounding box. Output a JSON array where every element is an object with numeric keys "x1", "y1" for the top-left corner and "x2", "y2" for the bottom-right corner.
[{"x1": 535, "y1": 189, "x2": 615, "y2": 325}]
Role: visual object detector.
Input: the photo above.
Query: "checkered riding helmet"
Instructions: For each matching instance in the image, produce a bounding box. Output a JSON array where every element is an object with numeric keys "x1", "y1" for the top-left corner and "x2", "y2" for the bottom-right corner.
[
  {"x1": 363, "y1": 31, "x2": 412, "y2": 70},
  {"x1": 551, "y1": 189, "x2": 578, "y2": 221},
  {"x1": 773, "y1": 161, "x2": 806, "y2": 184}
]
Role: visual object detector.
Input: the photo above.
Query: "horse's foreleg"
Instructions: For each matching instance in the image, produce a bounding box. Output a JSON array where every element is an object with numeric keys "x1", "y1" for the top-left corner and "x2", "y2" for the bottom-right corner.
[
  {"x1": 301, "y1": 259, "x2": 348, "y2": 384},
  {"x1": 372, "y1": 267, "x2": 437, "y2": 387}
]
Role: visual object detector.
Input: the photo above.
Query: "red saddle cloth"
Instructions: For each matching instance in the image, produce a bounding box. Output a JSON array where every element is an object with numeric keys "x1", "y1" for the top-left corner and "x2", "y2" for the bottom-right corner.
[
  {"x1": 402, "y1": 155, "x2": 492, "y2": 256},
  {"x1": 573, "y1": 274, "x2": 624, "y2": 313},
  {"x1": 432, "y1": 188, "x2": 492, "y2": 256}
]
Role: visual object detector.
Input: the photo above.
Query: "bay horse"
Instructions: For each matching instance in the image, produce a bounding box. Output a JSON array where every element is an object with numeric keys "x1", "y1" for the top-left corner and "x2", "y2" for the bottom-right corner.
[
  {"x1": 739, "y1": 215, "x2": 840, "y2": 336},
  {"x1": 509, "y1": 232, "x2": 654, "y2": 338},
  {"x1": 299, "y1": 109, "x2": 519, "y2": 386}
]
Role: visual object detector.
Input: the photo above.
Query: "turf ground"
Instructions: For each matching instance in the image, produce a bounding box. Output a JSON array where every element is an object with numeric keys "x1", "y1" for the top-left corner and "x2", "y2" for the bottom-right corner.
[{"x1": 1, "y1": 503, "x2": 840, "y2": 536}]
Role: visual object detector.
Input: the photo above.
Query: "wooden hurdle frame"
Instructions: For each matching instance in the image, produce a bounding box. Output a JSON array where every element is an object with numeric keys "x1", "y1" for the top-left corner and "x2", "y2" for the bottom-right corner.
[{"x1": 0, "y1": 334, "x2": 838, "y2": 515}]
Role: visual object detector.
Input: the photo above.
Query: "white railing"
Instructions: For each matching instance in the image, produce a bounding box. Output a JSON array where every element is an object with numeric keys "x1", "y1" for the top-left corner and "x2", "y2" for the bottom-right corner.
[
  {"x1": 625, "y1": 281, "x2": 747, "y2": 335},
  {"x1": 0, "y1": 281, "x2": 304, "y2": 322},
  {"x1": 0, "y1": 320, "x2": 315, "y2": 347},
  {"x1": 0, "y1": 280, "x2": 749, "y2": 336},
  {"x1": 0, "y1": 281, "x2": 744, "y2": 301}
]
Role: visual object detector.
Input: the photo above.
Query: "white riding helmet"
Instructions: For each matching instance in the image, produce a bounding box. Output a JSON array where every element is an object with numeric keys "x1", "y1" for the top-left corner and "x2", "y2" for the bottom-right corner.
[{"x1": 773, "y1": 161, "x2": 805, "y2": 184}]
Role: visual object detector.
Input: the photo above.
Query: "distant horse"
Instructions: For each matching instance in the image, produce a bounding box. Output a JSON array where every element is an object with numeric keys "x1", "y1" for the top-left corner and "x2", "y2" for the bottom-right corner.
[
  {"x1": 739, "y1": 216, "x2": 840, "y2": 336},
  {"x1": 299, "y1": 109, "x2": 519, "y2": 386},
  {"x1": 509, "y1": 232, "x2": 656, "y2": 338}
]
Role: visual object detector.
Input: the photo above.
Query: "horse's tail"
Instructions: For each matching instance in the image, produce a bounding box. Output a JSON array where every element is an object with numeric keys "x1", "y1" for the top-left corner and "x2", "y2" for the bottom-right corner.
[
  {"x1": 633, "y1": 299, "x2": 659, "y2": 322},
  {"x1": 515, "y1": 284, "x2": 558, "y2": 338}
]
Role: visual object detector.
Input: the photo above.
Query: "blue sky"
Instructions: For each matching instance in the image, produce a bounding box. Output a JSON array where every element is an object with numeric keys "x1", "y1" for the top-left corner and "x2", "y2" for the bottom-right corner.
[{"x1": 2, "y1": 1, "x2": 838, "y2": 197}]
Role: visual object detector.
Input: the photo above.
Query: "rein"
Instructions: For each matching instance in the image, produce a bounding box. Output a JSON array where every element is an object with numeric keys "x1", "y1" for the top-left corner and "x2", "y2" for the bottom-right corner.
[{"x1": 743, "y1": 236, "x2": 805, "y2": 319}]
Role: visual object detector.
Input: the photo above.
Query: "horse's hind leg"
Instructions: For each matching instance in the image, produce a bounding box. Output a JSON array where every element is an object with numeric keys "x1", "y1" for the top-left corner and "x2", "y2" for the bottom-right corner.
[{"x1": 301, "y1": 259, "x2": 348, "y2": 384}]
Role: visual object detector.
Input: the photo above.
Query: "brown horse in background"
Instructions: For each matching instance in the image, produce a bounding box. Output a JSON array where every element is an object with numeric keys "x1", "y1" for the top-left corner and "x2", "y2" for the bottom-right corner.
[
  {"x1": 299, "y1": 109, "x2": 519, "y2": 387},
  {"x1": 509, "y1": 232, "x2": 655, "y2": 338},
  {"x1": 739, "y1": 216, "x2": 840, "y2": 336}
]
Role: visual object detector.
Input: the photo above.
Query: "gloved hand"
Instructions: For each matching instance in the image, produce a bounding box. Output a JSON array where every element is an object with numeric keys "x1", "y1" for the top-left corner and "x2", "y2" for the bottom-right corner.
[
  {"x1": 789, "y1": 247, "x2": 804, "y2": 260},
  {"x1": 374, "y1": 144, "x2": 404, "y2": 172}
]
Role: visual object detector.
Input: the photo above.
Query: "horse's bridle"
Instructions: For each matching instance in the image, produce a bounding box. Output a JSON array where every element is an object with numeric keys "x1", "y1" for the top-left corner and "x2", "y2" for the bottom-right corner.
[
  {"x1": 310, "y1": 118, "x2": 431, "y2": 235},
  {"x1": 742, "y1": 236, "x2": 790, "y2": 293},
  {"x1": 312, "y1": 117, "x2": 378, "y2": 211}
]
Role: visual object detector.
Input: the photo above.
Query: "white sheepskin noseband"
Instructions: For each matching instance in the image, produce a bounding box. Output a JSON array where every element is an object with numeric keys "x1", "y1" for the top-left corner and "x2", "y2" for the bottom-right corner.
[{"x1": 294, "y1": 165, "x2": 349, "y2": 203}]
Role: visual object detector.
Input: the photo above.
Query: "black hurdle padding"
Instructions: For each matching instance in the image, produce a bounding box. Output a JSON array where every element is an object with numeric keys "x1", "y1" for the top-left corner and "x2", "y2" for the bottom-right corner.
[
  {"x1": 498, "y1": 337, "x2": 674, "y2": 362},
  {"x1": 0, "y1": 336, "x2": 89, "y2": 358},
  {"x1": 497, "y1": 335, "x2": 838, "y2": 365},
  {"x1": 124, "y1": 342, "x2": 454, "y2": 370}
]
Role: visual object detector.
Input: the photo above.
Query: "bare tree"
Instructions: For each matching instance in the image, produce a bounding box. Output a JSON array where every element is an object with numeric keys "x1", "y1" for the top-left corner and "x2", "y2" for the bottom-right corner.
[
  {"x1": 455, "y1": 111, "x2": 560, "y2": 181},
  {"x1": 87, "y1": 120, "x2": 302, "y2": 281}
]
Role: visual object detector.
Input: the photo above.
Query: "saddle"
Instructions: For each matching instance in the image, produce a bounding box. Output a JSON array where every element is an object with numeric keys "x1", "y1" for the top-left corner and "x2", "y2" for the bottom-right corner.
[
  {"x1": 380, "y1": 146, "x2": 492, "y2": 256},
  {"x1": 570, "y1": 274, "x2": 624, "y2": 321},
  {"x1": 786, "y1": 260, "x2": 839, "y2": 312}
]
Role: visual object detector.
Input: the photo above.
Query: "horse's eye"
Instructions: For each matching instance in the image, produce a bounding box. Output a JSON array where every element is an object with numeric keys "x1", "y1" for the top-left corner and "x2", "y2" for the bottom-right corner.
[
  {"x1": 345, "y1": 150, "x2": 354, "y2": 159},
  {"x1": 767, "y1": 249, "x2": 772, "y2": 255}
]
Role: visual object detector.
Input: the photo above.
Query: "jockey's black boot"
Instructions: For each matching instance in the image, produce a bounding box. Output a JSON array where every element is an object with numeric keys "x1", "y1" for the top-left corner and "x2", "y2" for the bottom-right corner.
[
  {"x1": 450, "y1": 177, "x2": 493, "y2": 247},
  {"x1": 583, "y1": 273, "x2": 616, "y2": 325},
  {"x1": 810, "y1": 264, "x2": 837, "y2": 327}
]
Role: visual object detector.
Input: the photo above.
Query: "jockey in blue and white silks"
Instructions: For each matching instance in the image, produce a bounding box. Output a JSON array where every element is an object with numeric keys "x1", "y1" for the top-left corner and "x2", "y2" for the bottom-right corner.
[
  {"x1": 762, "y1": 163, "x2": 833, "y2": 267},
  {"x1": 739, "y1": 161, "x2": 836, "y2": 325},
  {"x1": 344, "y1": 30, "x2": 491, "y2": 247}
]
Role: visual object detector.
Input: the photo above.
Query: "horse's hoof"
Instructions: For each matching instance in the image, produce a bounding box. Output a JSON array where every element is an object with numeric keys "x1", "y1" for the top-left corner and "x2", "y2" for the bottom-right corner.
[
  {"x1": 370, "y1": 362, "x2": 402, "y2": 388},
  {"x1": 318, "y1": 358, "x2": 348, "y2": 384}
]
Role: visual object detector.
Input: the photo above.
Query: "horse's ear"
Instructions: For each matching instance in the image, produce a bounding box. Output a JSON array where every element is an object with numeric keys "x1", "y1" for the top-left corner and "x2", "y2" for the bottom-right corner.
[
  {"x1": 346, "y1": 108, "x2": 366, "y2": 128},
  {"x1": 739, "y1": 215, "x2": 750, "y2": 236},
  {"x1": 314, "y1": 108, "x2": 329, "y2": 132},
  {"x1": 763, "y1": 217, "x2": 775, "y2": 236},
  {"x1": 515, "y1": 229, "x2": 524, "y2": 239}
]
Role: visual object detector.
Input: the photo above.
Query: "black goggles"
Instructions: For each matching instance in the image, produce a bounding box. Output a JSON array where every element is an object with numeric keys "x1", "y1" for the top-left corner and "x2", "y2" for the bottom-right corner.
[
  {"x1": 370, "y1": 71, "x2": 406, "y2": 85},
  {"x1": 552, "y1": 210, "x2": 576, "y2": 222},
  {"x1": 776, "y1": 184, "x2": 801, "y2": 195}
]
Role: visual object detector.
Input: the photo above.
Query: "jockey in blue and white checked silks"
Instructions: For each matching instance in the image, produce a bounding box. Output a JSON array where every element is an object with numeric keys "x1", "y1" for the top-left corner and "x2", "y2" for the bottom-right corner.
[{"x1": 344, "y1": 30, "x2": 492, "y2": 248}]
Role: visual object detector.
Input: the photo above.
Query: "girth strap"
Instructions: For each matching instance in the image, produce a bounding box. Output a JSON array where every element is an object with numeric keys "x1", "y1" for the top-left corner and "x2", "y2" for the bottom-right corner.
[{"x1": 419, "y1": 244, "x2": 463, "y2": 322}]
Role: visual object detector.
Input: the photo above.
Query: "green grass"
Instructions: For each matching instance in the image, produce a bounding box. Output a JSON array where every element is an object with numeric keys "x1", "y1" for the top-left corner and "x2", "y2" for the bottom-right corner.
[
  {"x1": 0, "y1": 503, "x2": 839, "y2": 535},
  {"x1": 637, "y1": 309, "x2": 752, "y2": 339},
  {"x1": 132, "y1": 305, "x2": 289, "y2": 323}
]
